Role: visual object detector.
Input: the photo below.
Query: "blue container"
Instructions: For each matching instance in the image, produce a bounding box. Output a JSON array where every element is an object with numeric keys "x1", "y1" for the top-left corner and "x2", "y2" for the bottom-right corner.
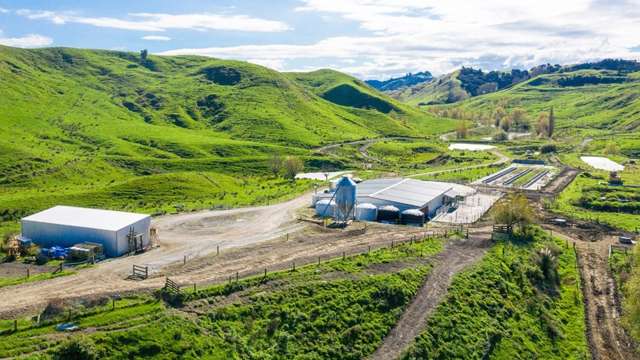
[{"x1": 334, "y1": 177, "x2": 357, "y2": 222}]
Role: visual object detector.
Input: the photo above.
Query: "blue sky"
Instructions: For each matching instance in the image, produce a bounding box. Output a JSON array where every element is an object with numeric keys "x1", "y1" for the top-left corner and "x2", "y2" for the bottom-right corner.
[{"x1": 1, "y1": 0, "x2": 639, "y2": 79}]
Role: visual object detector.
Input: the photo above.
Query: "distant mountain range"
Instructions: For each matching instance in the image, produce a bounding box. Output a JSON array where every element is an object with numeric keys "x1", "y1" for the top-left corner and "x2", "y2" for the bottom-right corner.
[
  {"x1": 365, "y1": 71, "x2": 433, "y2": 91},
  {"x1": 377, "y1": 59, "x2": 640, "y2": 105}
]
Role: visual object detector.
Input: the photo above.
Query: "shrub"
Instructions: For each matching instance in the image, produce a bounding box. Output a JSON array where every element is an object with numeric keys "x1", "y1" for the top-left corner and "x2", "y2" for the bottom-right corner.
[
  {"x1": 493, "y1": 129, "x2": 508, "y2": 141},
  {"x1": 540, "y1": 143, "x2": 557, "y2": 154},
  {"x1": 53, "y1": 337, "x2": 97, "y2": 360}
]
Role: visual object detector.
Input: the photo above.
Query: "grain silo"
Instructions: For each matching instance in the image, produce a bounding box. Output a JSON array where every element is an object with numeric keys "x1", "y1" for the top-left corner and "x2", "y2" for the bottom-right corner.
[
  {"x1": 377, "y1": 205, "x2": 400, "y2": 223},
  {"x1": 401, "y1": 209, "x2": 425, "y2": 226},
  {"x1": 355, "y1": 203, "x2": 378, "y2": 221},
  {"x1": 334, "y1": 177, "x2": 357, "y2": 222},
  {"x1": 315, "y1": 199, "x2": 336, "y2": 218}
]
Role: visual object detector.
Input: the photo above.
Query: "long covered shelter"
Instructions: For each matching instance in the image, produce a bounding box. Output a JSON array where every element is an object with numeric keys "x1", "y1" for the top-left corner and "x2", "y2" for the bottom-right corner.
[{"x1": 315, "y1": 178, "x2": 458, "y2": 218}]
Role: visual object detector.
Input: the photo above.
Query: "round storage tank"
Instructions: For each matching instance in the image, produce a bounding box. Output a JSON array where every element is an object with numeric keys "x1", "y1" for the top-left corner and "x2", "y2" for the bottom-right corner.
[
  {"x1": 315, "y1": 199, "x2": 336, "y2": 218},
  {"x1": 334, "y1": 177, "x2": 357, "y2": 222},
  {"x1": 355, "y1": 203, "x2": 378, "y2": 221},
  {"x1": 377, "y1": 205, "x2": 400, "y2": 224},
  {"x1": 401, "y1": 209, "x2": 425, "y2": 227}
]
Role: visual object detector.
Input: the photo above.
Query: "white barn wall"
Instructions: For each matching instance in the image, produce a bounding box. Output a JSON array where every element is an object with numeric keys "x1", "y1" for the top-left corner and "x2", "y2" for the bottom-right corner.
[
  {"x1": 115, "y1": 216, "x2": 151, "y2": 256},
  {"x1": 21, "y1": 221, "x2": 116, "y2": 255}
]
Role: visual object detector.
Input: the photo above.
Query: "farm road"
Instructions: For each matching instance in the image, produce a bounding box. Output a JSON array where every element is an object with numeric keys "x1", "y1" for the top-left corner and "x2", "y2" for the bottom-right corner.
[
  {"x1": 543, "y1": 226, "x2": 638, "y2": 360},
  {"x1": 370, "y1": 227, "x2": 493, "y2": 360}
]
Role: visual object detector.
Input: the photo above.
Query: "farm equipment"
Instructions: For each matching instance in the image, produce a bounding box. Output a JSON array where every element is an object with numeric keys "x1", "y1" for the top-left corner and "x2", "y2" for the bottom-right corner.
[{"x1": 5, "y1": 235, "x2": 34, "y2": 258}]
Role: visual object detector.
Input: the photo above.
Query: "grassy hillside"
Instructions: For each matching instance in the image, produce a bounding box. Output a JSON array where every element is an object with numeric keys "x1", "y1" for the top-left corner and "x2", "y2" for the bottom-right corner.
[
  {"x1": 390, "y1": 71, "x2": 468, "y2": 106},
  {"x1": 455, "y1": 69, "x2": 640, "y2": 135},
  {"x1": 287, "y1": 69, "x2": 454, "y2": 135},
  {"x1": 405, "y1": 229, "x2": 588, "y2": 360},
  {"x1": 0, "y1": 46, "x2": 456, "y2": 236},
  {"x1": 0, "y1": 237, "x2": 444, "y2": 359}
]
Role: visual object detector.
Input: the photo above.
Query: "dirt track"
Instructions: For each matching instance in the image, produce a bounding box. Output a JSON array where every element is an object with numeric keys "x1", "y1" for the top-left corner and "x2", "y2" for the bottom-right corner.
[
  {"x1": 370, "y1": 227, "x2": 492, "y2": 360},
  {"x1": 544, "y1": 227, "x2": 637, "y2": 360}
]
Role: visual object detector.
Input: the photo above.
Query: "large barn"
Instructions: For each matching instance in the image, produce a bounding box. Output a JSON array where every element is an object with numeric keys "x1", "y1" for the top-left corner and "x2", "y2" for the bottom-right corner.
[
  {"x1": 315, "y1": 178, "x2": 459, "y2": 218},
  {"x1": 21, "y1": 206, "x2": 151, "y2": 257}
]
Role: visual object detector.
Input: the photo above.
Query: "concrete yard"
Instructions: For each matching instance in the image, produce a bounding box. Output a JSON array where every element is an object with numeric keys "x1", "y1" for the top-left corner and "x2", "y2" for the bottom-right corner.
[{"x1": 432, "y1": 191, "x2": 502, "y2": 224}]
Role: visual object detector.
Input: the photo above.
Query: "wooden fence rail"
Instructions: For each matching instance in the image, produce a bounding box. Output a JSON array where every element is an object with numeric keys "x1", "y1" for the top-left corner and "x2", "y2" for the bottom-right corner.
[{"x1": 132, "y1": 265, "x2": 149, "y2": 280}]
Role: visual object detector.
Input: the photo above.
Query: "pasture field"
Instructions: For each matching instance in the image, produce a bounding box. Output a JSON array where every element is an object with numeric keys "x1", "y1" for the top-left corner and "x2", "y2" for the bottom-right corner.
[{"x1": 404, "y1": 229, "x2": 588, "y2": 360}]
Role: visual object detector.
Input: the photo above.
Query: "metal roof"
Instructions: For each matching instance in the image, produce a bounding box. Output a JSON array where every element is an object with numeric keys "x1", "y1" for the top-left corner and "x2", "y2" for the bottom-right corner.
[
  {"x1": 364, "y1": 178, "x2": 453, "y2": 207},
  {"x1": 22, "y1": 206, "x2": 150, "y2": 232}
]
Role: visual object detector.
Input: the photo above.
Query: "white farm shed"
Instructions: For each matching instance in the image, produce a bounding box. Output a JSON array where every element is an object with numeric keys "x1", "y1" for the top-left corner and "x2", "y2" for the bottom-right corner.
[{"x1": 21, "y1": 206, "x2": 151, "y2": 257}]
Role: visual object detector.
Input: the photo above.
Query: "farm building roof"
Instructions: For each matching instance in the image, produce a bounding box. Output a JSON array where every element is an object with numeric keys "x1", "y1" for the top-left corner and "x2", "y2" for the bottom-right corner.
[
  {"x1": 363, "y1": 178, "x2": 453, "y2": 207},
  {"x1": 22, "y1": 206, "x2": 150, "y2": 232}
]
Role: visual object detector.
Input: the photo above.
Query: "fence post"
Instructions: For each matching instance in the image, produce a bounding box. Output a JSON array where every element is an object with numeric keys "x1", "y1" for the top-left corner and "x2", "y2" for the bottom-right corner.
[
  {"x1": 112, "y1": 298, "x2": 116, "y2": 311},
  {"x1": 236, "y1": 272, "x2": 239, "y2": 282},
  {"x1": 368, "y1": 246, "x2": 371, "y2": 254},
  {"x1": 193, "y1": 283, "x2": 197, "y2": 293},
  {"x1": 26, "y1": 268, "x2": 30, "y2": 279},
  {"x1": 342, "y1": 252, "x2": 346, "y2": 260},
  {"x1": 264, "y1": 268, "x2": 267, "y2": 277},
  {"x1": 217, "y1": 245, "x2": 219, "y2": 255},
  {"x1": 318, "y1": 256, "x2": 321, "y2": 265},
  {"x1": 14, "y1": 320, "x2": 17, "y2": 332},
  {"x1": 183, "y1": 255, "x2": 186, "y2": 265}
]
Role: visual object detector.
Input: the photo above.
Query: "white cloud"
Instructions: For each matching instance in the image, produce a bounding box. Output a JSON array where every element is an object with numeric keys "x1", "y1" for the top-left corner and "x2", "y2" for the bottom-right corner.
[
  {"x1": 163, "y1": 0, "x2": 640, "y2": 78},
  {"x1": 0, "y1": 8, "x2": 9, "y2": 14},
  {"x1": 0, "y1": 32, "x2": 52, "y2": 48},
  {"x1": 142, "y1": 35, "x2": 171, "y2": 41},
  {"x1": 17, "y1": 10, "x2": 291, "y2": 32}
]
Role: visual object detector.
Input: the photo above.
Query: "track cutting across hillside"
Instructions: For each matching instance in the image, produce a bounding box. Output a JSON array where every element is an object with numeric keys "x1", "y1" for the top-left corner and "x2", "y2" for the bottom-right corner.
[
  {"x1": 370, "y1": 227, "x2": 492, "y2": 360},
  {"x1": 543, "y1": 226, "x2": 638, "y2": 360}
]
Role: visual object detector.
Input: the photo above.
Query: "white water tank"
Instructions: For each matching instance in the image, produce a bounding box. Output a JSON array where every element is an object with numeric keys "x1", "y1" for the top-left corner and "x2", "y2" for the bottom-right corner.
[
  {"x1": 315, "y1": 199, "x2": 336, "y2": 218},
  {"x1": 355, "y1": 203, "x2": 378, "y2": 221}
]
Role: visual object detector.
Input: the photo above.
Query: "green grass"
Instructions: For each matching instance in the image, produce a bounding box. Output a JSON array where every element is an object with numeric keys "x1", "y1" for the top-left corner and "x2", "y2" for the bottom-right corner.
[
  {"x1": 551, "y1": 172, "x2": 640, "y2": 232},
  {"x1": 453, "y1": 70, "x2": 640, "y2": 137},
  {"x1": 404, "y1": 228, "x2": 588, "y2": 360},
  {"x1": 0, "y1": 269, "x2": 76, "y2": 289},
  {"x1": 0, "y1": 45, "x2": 458, "y2": 238},
  {"x1": 0, "y1": 237, "x2": 445, "y2": 359},
  {"x1": 415, "y1": 165, "x2": 501, "y2": 183}
]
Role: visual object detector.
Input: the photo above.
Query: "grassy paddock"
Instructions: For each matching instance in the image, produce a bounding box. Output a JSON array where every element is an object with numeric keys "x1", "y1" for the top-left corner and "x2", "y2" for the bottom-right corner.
[{"x1": 404, "y1": 228, "x2": 589, "y2": 360}]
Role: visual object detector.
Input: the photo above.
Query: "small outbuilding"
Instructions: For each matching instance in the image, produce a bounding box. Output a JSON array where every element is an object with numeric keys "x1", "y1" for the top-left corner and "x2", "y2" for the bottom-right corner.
[{"x1": 21, "y1": 206, "x2": 151, "y2": 258}]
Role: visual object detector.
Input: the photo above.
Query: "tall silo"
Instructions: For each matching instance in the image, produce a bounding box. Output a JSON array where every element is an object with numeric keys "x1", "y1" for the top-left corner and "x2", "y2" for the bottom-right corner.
[
  {"x1": 355, "y1": 203, "x2": 378, "y2": 221},
  {"x1": 334, "y1": 176, "x2": 357, "y2": 222}
]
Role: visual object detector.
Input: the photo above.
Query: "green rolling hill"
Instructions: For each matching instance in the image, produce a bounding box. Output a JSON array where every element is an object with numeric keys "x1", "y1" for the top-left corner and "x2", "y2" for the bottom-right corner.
[
  {"x1": 456, "y1": 69, "x2": 640, "y2": 138},
  {"x1": 0, "y1": 46, "x2": 455, "y2": 234}
]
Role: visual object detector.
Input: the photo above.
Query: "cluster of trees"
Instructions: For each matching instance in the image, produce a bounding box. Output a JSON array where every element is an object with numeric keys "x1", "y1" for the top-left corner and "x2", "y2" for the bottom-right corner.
[
  {"x1": 535, "y1": 107, "x2": 555, "y2": 138},
  {"x1": 604, "y1": 141, "x2": 621, "y2": 155},
  {"x1": 457, "y1": 67, "x2": 531, "y2": 96},
  {"x1": 491, "y1": 106, "x2": 531, "y2": 136},
  {"x1": 567, "y1": 58, "x2": 640, "y2": 73},
  {"x1": 269, "y1": 154, "x2": 304, "y2": 180},
  {"x1": 455, "y1": 121, "x2": 468, "y2": 139},
  {"x1": 493, "y1": 193, "x2": 535, "y2": 234}
]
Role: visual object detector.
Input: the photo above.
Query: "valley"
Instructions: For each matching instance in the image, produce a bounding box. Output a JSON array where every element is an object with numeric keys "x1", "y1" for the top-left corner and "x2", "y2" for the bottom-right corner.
[{"x1": 0, "y1": 45, "x2": 639, "y2": 360}]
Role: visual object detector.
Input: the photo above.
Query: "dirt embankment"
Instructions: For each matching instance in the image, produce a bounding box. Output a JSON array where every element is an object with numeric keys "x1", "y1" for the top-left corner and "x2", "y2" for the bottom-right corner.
[{"x1": 544, "y1": 226, "x2": 638, "y2": 360}]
